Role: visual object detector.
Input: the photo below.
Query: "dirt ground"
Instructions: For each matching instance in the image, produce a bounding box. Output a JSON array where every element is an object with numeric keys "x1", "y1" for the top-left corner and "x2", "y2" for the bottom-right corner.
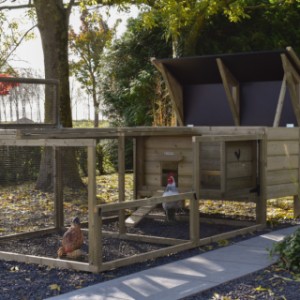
[{"x1": 0, "y1": 213, "x2": 298, "y2": 300}]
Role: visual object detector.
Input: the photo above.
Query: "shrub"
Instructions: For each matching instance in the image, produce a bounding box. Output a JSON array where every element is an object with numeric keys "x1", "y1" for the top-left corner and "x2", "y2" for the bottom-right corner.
[{"x1": 270, "y1": 228, "x2": 300, "y2": 273}]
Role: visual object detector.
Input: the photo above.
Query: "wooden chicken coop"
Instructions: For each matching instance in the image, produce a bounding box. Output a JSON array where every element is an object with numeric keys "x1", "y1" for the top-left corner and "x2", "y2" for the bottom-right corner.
[{"x1": 0, "y1": 47, "x2": 300, "y2": 273}]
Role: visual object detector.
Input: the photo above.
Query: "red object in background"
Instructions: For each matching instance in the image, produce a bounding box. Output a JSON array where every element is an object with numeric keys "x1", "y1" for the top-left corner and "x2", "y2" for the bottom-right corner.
[{"x1": 0, "y1": 74, "x2": 19, "y2": 96}]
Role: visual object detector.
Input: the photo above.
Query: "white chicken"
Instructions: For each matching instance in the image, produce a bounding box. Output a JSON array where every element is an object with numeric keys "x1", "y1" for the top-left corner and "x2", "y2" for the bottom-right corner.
[{"x1": 162, "y1": 175, "x2": 182, "y2": 222}]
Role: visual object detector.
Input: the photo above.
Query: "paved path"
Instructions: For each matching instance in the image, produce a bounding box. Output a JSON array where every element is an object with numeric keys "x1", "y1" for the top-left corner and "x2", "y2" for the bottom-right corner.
[{"x1": 47, "y1": 225, "x2": 300, "y2": 300}]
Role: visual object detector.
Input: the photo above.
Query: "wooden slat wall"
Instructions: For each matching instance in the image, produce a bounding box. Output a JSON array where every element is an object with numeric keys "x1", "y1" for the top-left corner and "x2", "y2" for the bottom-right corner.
[
  {"x1": 225, "y1": 141, "x2": 256, "y2": 192},
  {"x1": 266, "y1": 128, "x2": 299, "y2": 199},
  {"x1": 142, "y1": 136, "x2": 194, "y2": 192},
  {"x1": 199, "y1": 142, "x2": 221, "y2": 189}
]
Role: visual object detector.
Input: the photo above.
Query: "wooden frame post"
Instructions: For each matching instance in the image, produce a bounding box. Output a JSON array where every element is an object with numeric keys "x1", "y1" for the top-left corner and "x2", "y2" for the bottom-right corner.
[
  {"x1": 256, "y1": 136, "x2": 267, "y2": 225},
  {"x1": 192, "y1": 136, "x2": 200, "y2": 199},
  {"x1": 134, "y1": 137, "x2": 145, "y2": 199},
  {"x1": 88, "y1": 142, "x2": 101, "y2": 270},
  {"x1": 118, "y1": 133, "x2": 126, "y2": 234},
  {"x1": 189, "y1": 193, "x2": 199, "y2": 245},
  {"x1": 293, "y1": 196, "x2": 300, "y2": 218},
  {"x1": 53, "y1": 146, "x2": 64, "y2": 229}
]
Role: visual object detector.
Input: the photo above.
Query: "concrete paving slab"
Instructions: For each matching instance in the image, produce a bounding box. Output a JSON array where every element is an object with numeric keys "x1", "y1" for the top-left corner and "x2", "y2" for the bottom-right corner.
[
  {"x1": 47, "y1": 225, "x2": 300, "y2": 300},
  {"x1": 199, "y1": 244, "x2": 273, "y2": 266},
  {"x1": 237, "y1": 225, "x2": 300, "y2": 249}
]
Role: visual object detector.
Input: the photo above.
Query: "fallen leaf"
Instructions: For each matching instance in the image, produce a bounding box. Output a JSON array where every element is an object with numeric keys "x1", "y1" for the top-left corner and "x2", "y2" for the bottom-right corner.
[
  {"x1": 49, "y1": 284, "x2": 61, "y2": 292},
  {"x1": 254, "y1": 286, "x2": 268, "y2": 292}
]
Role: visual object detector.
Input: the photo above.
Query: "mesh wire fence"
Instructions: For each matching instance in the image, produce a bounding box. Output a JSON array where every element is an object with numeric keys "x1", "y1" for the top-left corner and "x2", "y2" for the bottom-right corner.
[
  {"x1": 0, "y1": 79, "x2": 58, "y2": 125},
  {"x1": 0, "y1": 145, "x2": 90, "y2": 236}
]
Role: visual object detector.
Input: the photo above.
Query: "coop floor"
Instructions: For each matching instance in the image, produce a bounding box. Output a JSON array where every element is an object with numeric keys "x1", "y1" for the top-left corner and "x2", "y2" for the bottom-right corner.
[{"x1": 0, "y1": 213, "x2": 249, "y2": 262}]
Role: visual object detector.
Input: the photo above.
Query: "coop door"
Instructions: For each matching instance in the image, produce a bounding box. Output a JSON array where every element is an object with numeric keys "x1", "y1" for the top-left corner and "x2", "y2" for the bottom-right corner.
[
  {"x1": 195, "y1": 135, "x2": 261, "y2": 198},
  {"x1": 225, "y1": 140, "x2": 259, "y2": 193},
  {"x1": 161, "y1": 162, "x2": 178, "y2": 187}
]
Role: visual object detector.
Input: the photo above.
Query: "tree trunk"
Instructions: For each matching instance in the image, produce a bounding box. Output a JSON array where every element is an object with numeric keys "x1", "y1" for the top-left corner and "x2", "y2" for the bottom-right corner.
[
  {"x1": 94, "y1": 102, "x2": 99, "y2": 128},
  {"x1": 34, "y1": 0, "x2": 84, "y2": 191},
  {"x1": 92, "y1": 74, "x2": 99, "y2": 128}
]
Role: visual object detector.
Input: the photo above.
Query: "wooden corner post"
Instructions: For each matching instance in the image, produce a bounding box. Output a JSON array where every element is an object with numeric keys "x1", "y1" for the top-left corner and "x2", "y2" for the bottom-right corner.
[
  {"x1": 88, "y1": 141, "x2": 102, "y2": 271},
  {"x1": 256, "y1": 135, "x2": 267, "y2": 225}
]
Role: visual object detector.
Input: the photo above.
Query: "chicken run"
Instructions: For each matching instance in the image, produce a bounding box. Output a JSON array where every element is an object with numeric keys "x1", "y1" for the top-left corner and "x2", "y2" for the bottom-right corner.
[{"x1": 1, "y1": 47, "x2": 300, "y2": 273}]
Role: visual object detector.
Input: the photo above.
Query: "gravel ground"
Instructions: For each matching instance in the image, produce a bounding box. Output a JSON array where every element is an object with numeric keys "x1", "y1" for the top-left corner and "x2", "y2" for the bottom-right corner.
[
  {"x1": 183, "y1": 265, "x2": 300, "y2": 300},
  {"x1": 0, "y1": 216, "x2": 298, "y2": 300}
]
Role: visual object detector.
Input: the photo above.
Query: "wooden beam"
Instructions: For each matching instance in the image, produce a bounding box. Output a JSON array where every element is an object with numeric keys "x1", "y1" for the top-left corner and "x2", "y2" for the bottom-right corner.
[
  {"x1": 0, "y1": 251, "x2": 97, "y2": 273},
  {"x1": 294, "y1": 195, "x2": 300, "y2": 218},
  {"x1": 257, "y1": 137, "x2": 267, "y2": 225},
  {"x1": 100, "y1": 242, "x2": 193, "y2": 272},
  {"x1": 198, "y1": 224, "x2": 265, "y2": 246},
  {"x1": 88, "y1": 143, "x2": 102, "y2": 269},
  {"x1": 189, "y1": 194, "x2": 199, "y2": 245},
  {"x1": 0, "y1": 138, "x2": 96, "y2": 147},
  {"x1": 118, "y1": 134, "x2": 126, "y2": 234},
  {"x1": 102, "y1": 231, "x2": 187, "y2": 245},
  {"x1": 0, "y1": 228, "x2": 57, "y2": 242},
  {"x1": 273, "y1": 75, "x2": 287, "y2": 127},
  {"x1": 193, "y1": 136, "x2": 200, "y2": 199},
  {"x1": 54, "y1": 147, "x2": 64, "y2": 229},
  {"x1": 286, "y1": 46, "x2": 300, "y2": 70},
  {"x1": 98, "y1": 192, "x2": 196, "y2": 213},
  {"x1": 151, "y1": 58, "x2": 184, "y2": 126},
  {"x1": 134, "y1": 137, "x2": 145, "y2": 198},
  {"x1": 195, "y1": 134, "x2": 264, "y2": 143},
  {"x1": 216, "y1": 58, "x2": 240, "y2": 126},
  {"x1": 281, "y1": 54, "x2": 300, "y2": 125}
]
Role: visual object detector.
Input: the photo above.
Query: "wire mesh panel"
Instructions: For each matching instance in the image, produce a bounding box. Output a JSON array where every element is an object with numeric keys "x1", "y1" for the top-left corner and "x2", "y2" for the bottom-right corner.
[
  {"x1": 0, "y1": 140, "x2": 94, "y2": 237},
  {"x1": 0, "y1": 77, "x2": 59, "y2": 127},
  {"x1": 0, "y1": 145, "x2": 55, "y2": 236}
]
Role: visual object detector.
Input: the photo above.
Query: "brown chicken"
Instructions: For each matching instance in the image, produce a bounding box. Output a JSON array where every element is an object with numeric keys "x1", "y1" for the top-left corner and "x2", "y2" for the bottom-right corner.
[{"x1": 57, "y1": 217, "x2": 83, "y2": 259}]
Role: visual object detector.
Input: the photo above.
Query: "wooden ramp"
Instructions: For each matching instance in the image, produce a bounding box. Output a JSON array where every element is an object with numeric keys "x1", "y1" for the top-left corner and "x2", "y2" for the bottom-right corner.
[{"x1": 125, "y1": 205, "x2": 156, "y2": 227}]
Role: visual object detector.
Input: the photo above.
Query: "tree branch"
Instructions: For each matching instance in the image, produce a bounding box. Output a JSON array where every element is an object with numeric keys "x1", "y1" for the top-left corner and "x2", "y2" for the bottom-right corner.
[
  {"x1": 66, "y1": 0, "x2": 76, "y2": 16},
  {"x1": 1, "y1": 23, "x2": 37, "y2": 68},
  {"x1": 0, "y1": 0, "x2": 33, "y2": 10}
]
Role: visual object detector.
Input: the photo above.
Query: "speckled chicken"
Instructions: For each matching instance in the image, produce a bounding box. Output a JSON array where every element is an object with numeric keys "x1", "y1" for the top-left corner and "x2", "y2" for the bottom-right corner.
[{"x1": 57, "y1": 217, "x2": 83, "y2": 259}]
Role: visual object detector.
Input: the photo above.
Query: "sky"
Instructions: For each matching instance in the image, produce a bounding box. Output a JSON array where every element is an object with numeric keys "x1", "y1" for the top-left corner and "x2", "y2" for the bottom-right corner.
[
  {"x1": 9, "y1": 5, "x2": 139, "y2": 74},
  {"x1": 5, "y1": 4, "x2": 139, "y2": 120}
]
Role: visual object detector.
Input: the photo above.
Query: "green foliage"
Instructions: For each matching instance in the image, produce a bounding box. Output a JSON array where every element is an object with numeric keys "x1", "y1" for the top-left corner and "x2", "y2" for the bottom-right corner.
[
  {"x1": 76, "y1": 140, "x2": 116, "y2": 176},
  {"x1": 0, "y1": 14, "x2": 19, "y2": 71},
  {"x1": 102, "y1": 15, "x2": 172, "y2": 127},
  {"x1": 195, "y1": 1, "x2": 300, "y2": 54},
  {"x1": 270, "y1": 228, "x2": 300, "y2": 273},
  {"x1": 139, "y1": 0, "x2": 300, "y2": 56},
  {"x1": 69, "y1": 9, "x2": 117, "y2": 127}
]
